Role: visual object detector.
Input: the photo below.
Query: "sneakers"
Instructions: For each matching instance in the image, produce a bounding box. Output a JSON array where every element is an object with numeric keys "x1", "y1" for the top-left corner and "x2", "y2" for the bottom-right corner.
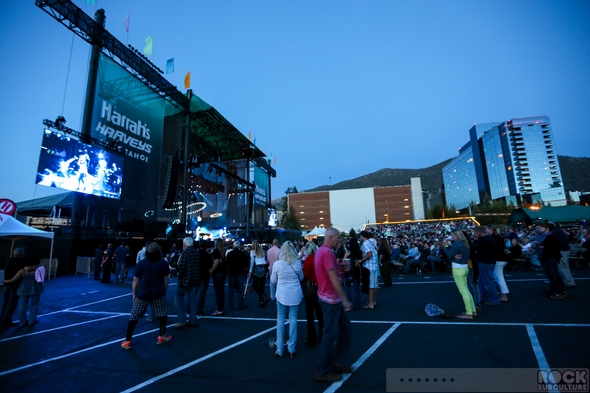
[
  {"x1": 315, "y1": 371, "x2": 342, "y2": 382},
  {"x1": 157, "y1": 335, "x2": 173, "y2": 344},
  {"x1": 550, "y1": 293, "x2": 567, "y2": 300},
  {"x1": 121, "y1": 340, "x2": 132, "y2": 350}
]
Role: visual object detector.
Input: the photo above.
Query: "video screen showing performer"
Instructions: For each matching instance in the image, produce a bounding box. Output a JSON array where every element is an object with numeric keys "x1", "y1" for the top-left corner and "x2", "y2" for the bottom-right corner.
[{"x1": 36, "y1": 129, "x2": 124, "y2": 199}]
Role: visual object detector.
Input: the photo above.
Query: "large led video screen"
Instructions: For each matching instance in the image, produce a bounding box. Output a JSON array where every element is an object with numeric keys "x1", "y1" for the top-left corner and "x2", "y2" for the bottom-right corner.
[{"x1": 36, "y1": 129, "x2": 123, "y2": 199}]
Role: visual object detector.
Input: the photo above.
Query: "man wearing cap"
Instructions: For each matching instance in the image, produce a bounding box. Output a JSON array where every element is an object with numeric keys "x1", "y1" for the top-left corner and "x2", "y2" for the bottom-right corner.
[{"x1": 121, "y1": 242, "x2": 171, "y2": 349}]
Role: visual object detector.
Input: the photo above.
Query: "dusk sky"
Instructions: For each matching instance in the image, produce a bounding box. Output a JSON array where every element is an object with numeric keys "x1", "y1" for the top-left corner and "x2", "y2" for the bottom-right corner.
[{"x1": 1, "y1": 0, "x2": 589, "y2": 206}]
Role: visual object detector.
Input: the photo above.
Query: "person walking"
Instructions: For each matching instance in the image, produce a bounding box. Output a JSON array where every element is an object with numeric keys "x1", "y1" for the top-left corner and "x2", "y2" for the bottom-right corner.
[
  {"x1": 210, "y1": 239, "x2": 227, "y2": 316},
  {"x1": 378, "y1": 237, "x2": 392, "y2": 286},
  {"x1": 2, "y1": 256, "x2": 43, "y2": 327},
  {"x1": 1, "y1": 247, "x2": 26, "y2": 328},
  {"x1": 301, "y1": 241, "x2": 324, "y2": 346},
  {"x1": 114, "y1": 242, "x2": 130, "y2": 284},
  {"x1": 266, "y1": 239, "x2": 281, "y2": 300},
  {"x1": 121, "y1": 242, "x2": 171, "y2": 349},
  {"x1": 226, "y1": 241, "x2": 248, "y2": 310},
  {"x1": 196, "y1": 240, "x2": 212, "y2": 316},
  {"x1": 249, "y1": 240, "x2": 270, "y2": 307},
  {"x1": 93, "y1": 244, "x2": 104, "y2": 281},
  {"x1": 488, "y1": 225, "x2": 510, "y2": 302},
  {"x1": 101, "y1": 243, "x2": 114, "y2": 284},
  {"x1": 314, "y1": 228, "x2": 353, "y2": 383},
  {"x1": 175, "y1": 237, "x2": 200, "y2": 328},
  {"x1": 270, "y1": 241, "x2": 303, "y2": 358},
  {"x1": 535, "y1": 223, "x2": 567, "y2": 300},
  {"x1": 359, "y1": 231, "x2": 379, "y2": 309},
  {"x1": 443, "y1": 230, "x2": 476, "y2": 319},
  {"x1": 343, "y1": 238, "x2": 362, "y2": 310},
  {"x1": 474, "y1": 226, "x2": 500, "y2": 306},
  {"x1": 552, "y1": 224, "x2": 576, "y2": 289}
]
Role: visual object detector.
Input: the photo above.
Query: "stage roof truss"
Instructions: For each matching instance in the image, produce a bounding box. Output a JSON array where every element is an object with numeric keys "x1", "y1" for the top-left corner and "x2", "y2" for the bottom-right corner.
[
  {"x1": 36, "y1": 0, "x2": 189, "y2": 112},
  {"x1": 189, "y1": 109, "x2": 264, "y2": 163}
]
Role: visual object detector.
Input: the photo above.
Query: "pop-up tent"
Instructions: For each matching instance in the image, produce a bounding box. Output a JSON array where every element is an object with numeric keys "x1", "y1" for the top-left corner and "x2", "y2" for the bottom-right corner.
[
  {"x1": 0, "y1": 213, "x2": 55, "y2": 265},
  {"x1": 304, "y1": 226, "x2": 326, "y2": 240}
]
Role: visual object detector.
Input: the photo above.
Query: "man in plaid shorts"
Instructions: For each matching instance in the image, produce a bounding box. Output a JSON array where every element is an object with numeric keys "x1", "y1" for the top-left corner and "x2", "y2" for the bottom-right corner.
[{"x1": 121, "y1": 242, "x2": 171, "y2": 349}]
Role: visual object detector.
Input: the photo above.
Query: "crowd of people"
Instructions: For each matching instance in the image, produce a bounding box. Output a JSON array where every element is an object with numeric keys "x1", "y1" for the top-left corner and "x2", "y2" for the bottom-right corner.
[{"x1": 2, "y1": 218, "x2": 588, "y2": 382}]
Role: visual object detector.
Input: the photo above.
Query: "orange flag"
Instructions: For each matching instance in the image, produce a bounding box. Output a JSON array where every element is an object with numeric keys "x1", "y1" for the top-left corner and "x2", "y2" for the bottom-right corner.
[{"x1": 184, "y1": 71, "x2": 191, "y2": 89}]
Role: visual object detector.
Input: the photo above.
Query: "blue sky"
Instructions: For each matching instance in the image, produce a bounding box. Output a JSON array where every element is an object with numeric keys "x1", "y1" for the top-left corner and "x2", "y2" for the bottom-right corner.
[{"x1": 0, "y1": 0, "x2": 589, "y2": 205}]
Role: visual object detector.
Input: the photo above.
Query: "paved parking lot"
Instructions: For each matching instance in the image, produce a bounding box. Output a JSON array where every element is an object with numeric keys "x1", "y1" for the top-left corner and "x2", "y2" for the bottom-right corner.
[{"x1": 1, "y1": 268, "x2": 589, "y2": 393}]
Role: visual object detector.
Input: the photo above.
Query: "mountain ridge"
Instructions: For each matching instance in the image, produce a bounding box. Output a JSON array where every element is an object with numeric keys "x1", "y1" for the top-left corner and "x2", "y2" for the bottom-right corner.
[{"x1": 303, "y1": 155, "x2": 590, "y2": 196}]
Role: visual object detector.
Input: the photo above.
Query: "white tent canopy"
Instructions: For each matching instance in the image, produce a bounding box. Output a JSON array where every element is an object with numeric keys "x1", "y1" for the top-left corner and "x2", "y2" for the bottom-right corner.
[
  {"x1": 0, "y1": 213, "x2": 55, "y2": 264},
  {"x1": 304, "y1": 226, "x2": 326, "y2": 239}
]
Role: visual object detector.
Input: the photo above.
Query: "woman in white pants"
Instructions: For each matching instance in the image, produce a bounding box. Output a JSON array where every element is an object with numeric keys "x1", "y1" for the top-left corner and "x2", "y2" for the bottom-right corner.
[{"x1": 488, "y1": 225, "x2": 509, "y2": 302}]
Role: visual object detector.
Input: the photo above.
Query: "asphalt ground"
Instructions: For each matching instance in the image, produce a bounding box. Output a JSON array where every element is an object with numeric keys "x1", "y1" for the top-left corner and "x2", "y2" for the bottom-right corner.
[{"x1": 1, "y1": 267, "x2": 589, "y2": 393}]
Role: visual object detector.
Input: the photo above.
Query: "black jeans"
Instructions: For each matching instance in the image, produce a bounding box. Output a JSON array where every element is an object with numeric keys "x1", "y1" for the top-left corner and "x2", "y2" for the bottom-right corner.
[
  {"x1": 541, "y1": 257, "x2": 565, "y2": 295},
  {"x1": 303, "y1": 292, "x2": 324, "y2": 344},
  {"x1": 211, "y1": 272, "x2": 226, "y2": 312},
  {"x1": 252, "y1": 273, "x2": 267, "y2": 303},
  {"x1": 101, "y1": 261, "x2": 113, "y2": 283},
  {"x1": 0, "y1": 285, "x2": 20, "y2": 327},
  {"x1": 196, "y1": 277, "x2": 210, "y2": 314}
]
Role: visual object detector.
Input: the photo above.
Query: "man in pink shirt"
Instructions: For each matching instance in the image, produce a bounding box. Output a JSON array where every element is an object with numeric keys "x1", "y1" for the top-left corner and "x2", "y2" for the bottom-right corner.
[
  {"x1": 266, "y1": 239, "x2": 281, "y2": 300},
  {"x1": 314, "y1": 228, "x2": 352, "y2": 382}
]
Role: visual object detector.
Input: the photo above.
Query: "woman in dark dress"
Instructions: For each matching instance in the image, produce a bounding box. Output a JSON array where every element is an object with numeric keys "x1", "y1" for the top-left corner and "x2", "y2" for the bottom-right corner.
[
  {"x1": 343, "y1": 238, "x2": 363, "y2": 310},
  {"x1": 210, "y1": 239, "x2": 227, "y2": 315},
  {"x1": 378, "y1": 238, "x2": 392, "y2": 287}
]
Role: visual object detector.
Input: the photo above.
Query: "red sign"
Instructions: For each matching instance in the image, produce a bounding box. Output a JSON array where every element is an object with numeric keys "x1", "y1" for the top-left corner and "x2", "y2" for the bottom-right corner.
[{"x1": 0, "y1": 199, "x2": 17, "y2": 216}]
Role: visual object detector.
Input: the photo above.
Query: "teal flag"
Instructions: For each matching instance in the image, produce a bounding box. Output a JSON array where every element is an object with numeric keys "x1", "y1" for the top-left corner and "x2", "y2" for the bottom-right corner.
[
  {"x1": 143, "y1": 36, "x2": 153, "y2": 56},
  {"x1": 166, "y1": 58, "x2": 174, "y2": 74},
  {"x1": 85, "y1": 0, "x2": 96, "y2": 4}
]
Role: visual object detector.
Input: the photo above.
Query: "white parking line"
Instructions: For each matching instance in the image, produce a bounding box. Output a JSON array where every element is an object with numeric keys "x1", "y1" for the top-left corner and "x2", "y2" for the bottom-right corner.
[
  {"x1": 526, "y1": 324, "x2": 559, "y2": 393},
  {"x1": 324, "y1": 322, "x2": 401, "y2": 393},
  {"x1": 0, "y1": 314, "x2": 126, "y2": 343},
  {"x1": 119, "y1": 325, "x2": 276, "y2": 393},
  {"x1": 0, "y1": 324, "x2": 173, "y2": 377}
]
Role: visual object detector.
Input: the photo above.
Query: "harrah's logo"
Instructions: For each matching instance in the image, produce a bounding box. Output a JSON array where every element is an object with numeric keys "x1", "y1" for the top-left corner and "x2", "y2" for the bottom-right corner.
[
  {"x1": 538, "y1": 369, "x2": 588, "y2": 391},
  {"x1": 94, "y1": 100, "x2": 153, "y2": 159}
]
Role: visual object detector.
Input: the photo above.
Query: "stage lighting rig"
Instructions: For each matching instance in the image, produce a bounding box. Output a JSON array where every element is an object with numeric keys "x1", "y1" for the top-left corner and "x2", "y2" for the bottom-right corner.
[{"x1": 54, "y1": 115, "x2": 66, "y2": 129}]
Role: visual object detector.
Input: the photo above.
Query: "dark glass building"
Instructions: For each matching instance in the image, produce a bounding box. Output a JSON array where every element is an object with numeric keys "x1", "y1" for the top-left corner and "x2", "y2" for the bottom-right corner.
[{"x1": 443, "y1": 116, "x2": 566, "y2": 210}]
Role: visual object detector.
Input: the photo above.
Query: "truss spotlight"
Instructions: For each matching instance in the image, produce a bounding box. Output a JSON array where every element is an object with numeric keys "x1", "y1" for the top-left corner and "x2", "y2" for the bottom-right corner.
[{"x1": 55, "y1": 115, "x2": 66, "y2": 129}]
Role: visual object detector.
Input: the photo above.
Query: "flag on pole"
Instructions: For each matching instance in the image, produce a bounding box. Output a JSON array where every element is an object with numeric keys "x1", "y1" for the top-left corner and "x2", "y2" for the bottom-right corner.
[
  {"x1": 166, "y1": 58, "x2": 174, "y2": 74},
  {"x1": 85, "y1": 0, "x2": 96, "y2": 4},
  {"x1": 253, "y1": 137, "x2": 256, "y2": 145},
  {"x1": 274, "y1": 156, "x2": 277, "y2": 165},
  {"x1": 125, "y1": 11, "x2": 130, "y2": 33},
  {"x1": 248, "y1": 132, "x2": 251, "y2": 141},
  {"x1": 184, "y1": 71, "x2": 191, "y2": 89},
  {"x1": 143, "y1": 36, "x2": 153, "y2": 56}
]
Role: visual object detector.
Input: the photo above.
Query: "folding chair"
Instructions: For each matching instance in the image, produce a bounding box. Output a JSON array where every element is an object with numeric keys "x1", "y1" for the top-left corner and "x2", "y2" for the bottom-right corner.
[
  {"x1": 390, "y1": 260, "x2": 405, "y2": 276},
  {"x1": 512, "y1": 257, "x2": 529, "y2": 272},
  {"x1": 569, "y1": 249, "x2": 585, "y2": 270}
]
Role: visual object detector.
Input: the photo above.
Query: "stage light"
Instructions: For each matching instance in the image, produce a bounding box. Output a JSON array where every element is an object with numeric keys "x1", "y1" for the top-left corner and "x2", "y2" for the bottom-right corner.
[{"x1": 55, "y1": 116, "x2": 66, "y2": 129}]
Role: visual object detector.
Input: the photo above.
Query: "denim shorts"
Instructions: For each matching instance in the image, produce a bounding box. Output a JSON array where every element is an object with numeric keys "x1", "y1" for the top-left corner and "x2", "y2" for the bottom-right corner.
[{"x1": 369, "y1": 269, "x2": 378, "y2": 289}]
